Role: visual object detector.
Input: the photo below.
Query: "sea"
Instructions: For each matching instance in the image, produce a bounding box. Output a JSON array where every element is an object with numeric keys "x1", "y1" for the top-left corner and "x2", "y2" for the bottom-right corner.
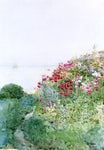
[{"x1": 0, "y1": 65, "x2": 57, "y2": 94}]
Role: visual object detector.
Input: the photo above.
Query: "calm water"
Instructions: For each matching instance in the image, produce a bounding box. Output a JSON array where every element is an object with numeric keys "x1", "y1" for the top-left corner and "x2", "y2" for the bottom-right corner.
[{"x1": 0, "y1": 65, "x2": 56, "y2": 93}]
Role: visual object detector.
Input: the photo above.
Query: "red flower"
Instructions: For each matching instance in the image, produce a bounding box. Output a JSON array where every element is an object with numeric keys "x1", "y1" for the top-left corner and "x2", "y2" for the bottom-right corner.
[
  {"x1": 65, "y1": 79, "x2": 73, "y2": 83},
  {"x1": 68, "y1": 87, "x2": 73, "y2": 90},
  {"x1": 42, "y1": 77, "x2": 47, "y2": 81},
  {"x1": 49, "y1": 77, "x2": 53, "y2": 81},
  {"x1": 63, "y1": 91, "x2": 68, "y2": 96},
  {"x1": 67, "y1": 83, "x2": 70, "y2": 87},
  {"x1": 37, "y1": 85, "x2": 41, "y2": 88},
  {"x1": 58, "y1": 85, "x2": 61, "y2": 88},
  {"x1": 38, "y1": 82, "x2": 41, "y2": 85}
]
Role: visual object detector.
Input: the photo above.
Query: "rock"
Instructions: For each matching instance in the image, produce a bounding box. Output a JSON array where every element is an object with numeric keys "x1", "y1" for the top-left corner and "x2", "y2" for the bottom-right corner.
[{"x1": 14, "y1": 129, "x2": 36, "y2": 150}]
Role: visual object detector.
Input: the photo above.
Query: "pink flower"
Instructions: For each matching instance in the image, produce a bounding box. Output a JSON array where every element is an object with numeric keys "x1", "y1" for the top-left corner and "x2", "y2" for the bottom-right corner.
[
  {"x1": 70, "y1": 91, "x2": 73, "y2": 94},
  {"x1": 88, "y1": 83, "x2": 92, "y2": 87},
  {"x1": 94, "y1": 85, "x2": 99, "y2": 89},
  {"x1": 93, "y1": 79, "x2": 98, "y2": 82},
  {"x1": 46, "y1": 102, "x2": 52, "y2": 106},
  {"x1": 80, "y1": 86, "x2": 84, "y2": 91},
  {"x1": 75, "y1": 82, "x2": 79, "y2": 86},
  {"x1": 39, "y1": 97, "x2": 42, "y2": 102},
  {"x1": 90, "y1": 68, "x2": 93, "y2": 72},
  {"x1": 87, "y1": 90, "x2": 92, "y2": 95},
  {"x1": 97, "y1": 82, "x2": 100, "y2": 85},
  {"x1": 97, "y1": 76, "x2": 101, "y2": 80},
  {"x1": 76, "y1": 87, "x2": 79, "y2": 92},
  {"x1": 43, "y1": 109, "x2": 46, "y2": 112},
  {"x1": 76, "y1": 73, "x2": 80, "y2": 76},
  {"x1": 86, "y1": 86, "x2": 89, "y2": 89}
]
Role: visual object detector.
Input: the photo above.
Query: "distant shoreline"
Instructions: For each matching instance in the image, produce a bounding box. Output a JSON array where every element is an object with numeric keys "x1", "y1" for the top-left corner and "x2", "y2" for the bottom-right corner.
[{"x1": 0, "y1": 64, "x2": 57, "y2": 68}]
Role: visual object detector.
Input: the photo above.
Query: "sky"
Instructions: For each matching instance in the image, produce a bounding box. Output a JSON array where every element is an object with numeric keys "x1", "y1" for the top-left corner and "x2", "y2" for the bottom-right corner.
[{"x1": 0, "y1": 0, "x2": 104, "y2": 66}]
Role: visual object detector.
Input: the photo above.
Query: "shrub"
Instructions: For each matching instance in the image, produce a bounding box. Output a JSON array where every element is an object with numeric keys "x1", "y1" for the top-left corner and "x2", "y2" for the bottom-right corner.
[
  {"x1": 20, "y1": 95, "x2": 35, "y2": 108},
  {"x1": 6, "y1": 99, "x2": 25, "y2": 131},
  {"x1": 22, "y1": 115, "x2": 46, "y2": 144},
  {"x1": 0, "y1": 83, "x2": 24, "y2": 99},
  {"x1": 0, "y1": 92, "x2": 10, "y2": 99}
]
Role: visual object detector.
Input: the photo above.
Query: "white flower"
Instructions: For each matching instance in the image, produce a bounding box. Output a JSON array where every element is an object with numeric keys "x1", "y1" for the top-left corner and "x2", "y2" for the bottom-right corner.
[{"x1": 92, "y1": 71, "x2": 101, "y2": 77}]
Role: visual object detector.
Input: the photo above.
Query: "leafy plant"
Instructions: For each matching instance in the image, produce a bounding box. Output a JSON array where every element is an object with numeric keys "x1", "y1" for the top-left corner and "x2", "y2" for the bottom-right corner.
[
  {"x1": 6, "y1": 99, "x2": 25, "y2": 131},
  {"x1": 22, "y1": 115, "x2": 47, "y2": 144},
  {"x1": 0, "y1": 83, "x2": 24, "y2": 99}
]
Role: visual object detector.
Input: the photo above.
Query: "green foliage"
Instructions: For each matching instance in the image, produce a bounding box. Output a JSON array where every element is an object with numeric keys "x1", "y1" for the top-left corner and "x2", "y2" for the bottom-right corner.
[
  {"x1": 2, "y1": 144, "x2": 14, "y2": 149},
  {"x1": 0, "y1": 100, "x2": 10, "y2": 148},
  {"x1": 46, "y1": 127, "x2": 88, "y2": 150},
  {"x1": 39, "y1": 82, "x2": 58, "y2": 104},
  {"x1": 22, "y1": 115, "x2": 47, "y2": 144},
  {"x1": 83, "y1": 124, "x2": 104, "y2": 149},
  {"x1": 20, "y1": 94, "x2": 38, "y2": 108},
  {"x1": 0, "y1": 83, "x2": 24, "y2": 99},
  {"x1": 0, "y1": 91, "x2": 9, "y2": 99},
  {"x1": 6, "y1": 99, "x2": 25, "y2": 131},
  {"x1": 20, "y1": 95, "x2": 37, "y2": 114}
]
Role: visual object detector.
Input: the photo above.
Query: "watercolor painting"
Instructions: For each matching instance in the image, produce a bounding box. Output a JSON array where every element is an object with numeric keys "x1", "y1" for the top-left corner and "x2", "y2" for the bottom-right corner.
[{"x1": 0, "y1": 0, "x2": 104, "y2": 149}]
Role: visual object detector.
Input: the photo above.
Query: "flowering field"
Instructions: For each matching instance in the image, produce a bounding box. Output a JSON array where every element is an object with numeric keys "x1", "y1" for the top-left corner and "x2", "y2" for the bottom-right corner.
[{"x1": 0, "y1": 52, "x2": 104, "y2": 150}]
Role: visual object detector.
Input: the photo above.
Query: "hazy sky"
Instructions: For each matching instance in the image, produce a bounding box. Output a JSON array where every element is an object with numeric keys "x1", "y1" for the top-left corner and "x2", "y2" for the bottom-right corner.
[{"x1": 0, "y1": 0, "x2": 104, "y2": 66}]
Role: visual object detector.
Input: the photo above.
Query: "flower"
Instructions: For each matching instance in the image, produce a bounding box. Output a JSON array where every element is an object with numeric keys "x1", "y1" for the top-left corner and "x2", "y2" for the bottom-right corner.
[
  {"x1": 93, "y1": 79, "x2": 98, "y2": 82},
  {"x1": 63, "y1": 91, "x2": 68, "y2": 96},
  {"x1": 43, "y1": 109, "x2": 46, "y2": 112},
  {"x1": 75, "y1": 82, "x2": 79, "y2": 86},
  {"x1": 39, "y1": 97, "x2": 42, "y2": 102},
  {"x1": 37, "y1": 85, "x2": 41, "y2": 88},
  {"x1": 42, "y1": 77, "x2": 47, "y2": 81},
  {"x1": 48, "y1": 108, "x2": 51, "y2": 112},
  {"x1": 94, "y1": 85, "x2": 99, "y2": 89},
  {"x1": 87, "y1": 90, "x2": 92, "y2": 95},
  {"x1": 46, "y1": 102, "x2": 52, "y2": 106},
  {"x1": 57, "y1": 101, "x2": 60, "y2": 105},
  {"x1": 70, "y1": 91, "x2": 73, "y2": 94},
  {"x1": 97, "y1": 82, "x2": 100, "y2": 85},
  {"x1": 38, "y1": 82, "x2": 41, "y2": 85},
  {"x1": 80, "y1": 86, "x2": 84, "y2": 91},
  {"x1": 49, "y1": 77, "x2": 53, "y2": 81},
  {"x1": 68, "y1": 87, "x2": 73, "y2": 90},
  {"x1": 86, "y1": 86, "x2": 89, "y2": 89},
  {"x1": 88, "y1": 83, "x2": 92, "y2": 87},
  {"x1": 53, "y1": 113, "x2": 57, "y2": 116},
  {"x1": 76, "y1": 73, "x2": 80, "y2": 76}
]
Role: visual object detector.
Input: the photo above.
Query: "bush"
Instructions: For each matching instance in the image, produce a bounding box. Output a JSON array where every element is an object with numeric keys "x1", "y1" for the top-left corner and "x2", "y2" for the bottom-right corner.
[
  {"x1": 20, "y1": 95, "x2": 35, "y2": 108},
  {"x1": 0, "y1": 92, "x2": 10, "y2": 99},
  {"x1": 22, "y1": 116, "x2": 46, "y2": 144},
  {"x1": 6, "y1": 99, "x2": 25, "y2": 131},
  {"x1": 0, "y1": 83, "x2": 24, "y2": 99}
]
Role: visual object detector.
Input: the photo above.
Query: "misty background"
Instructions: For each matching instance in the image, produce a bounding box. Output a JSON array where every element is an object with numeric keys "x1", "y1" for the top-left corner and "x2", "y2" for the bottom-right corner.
[{"x1": 0, "y1": 0, "x2": 104, "y2": 93}]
